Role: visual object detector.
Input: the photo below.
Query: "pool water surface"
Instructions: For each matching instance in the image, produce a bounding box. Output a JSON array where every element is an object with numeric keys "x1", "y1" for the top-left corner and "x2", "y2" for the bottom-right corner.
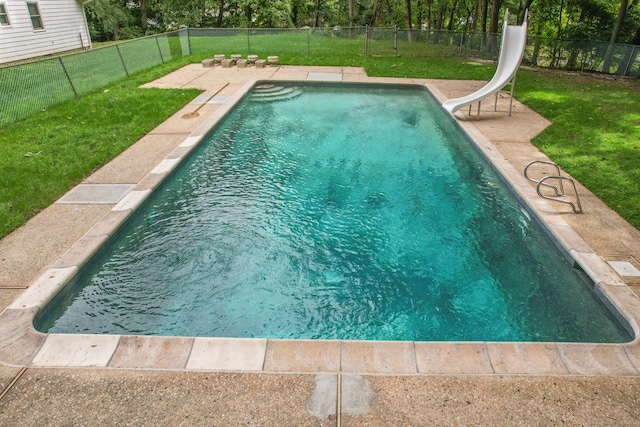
[{"x1": 36, "y1": 83, "x2": 631, "y2": 342}]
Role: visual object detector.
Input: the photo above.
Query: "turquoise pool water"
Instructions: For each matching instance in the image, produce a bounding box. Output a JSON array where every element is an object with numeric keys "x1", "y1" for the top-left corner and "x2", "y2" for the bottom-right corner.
[{"x1": 37, "y1": 83, "x2": 630, "y2": 342}]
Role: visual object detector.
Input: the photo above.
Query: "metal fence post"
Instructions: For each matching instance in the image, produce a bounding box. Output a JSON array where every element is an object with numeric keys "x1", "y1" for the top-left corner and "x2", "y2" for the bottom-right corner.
[
  {"x1": 115, "y1": 44, "x2": 130, "y2": 77},
  {"x1": 364, "y1": 25, "x2": 368, "y2": 55},
  {"x1": 307, "y1": 28, "x2": 310, "y2": 55},
  {"x1": 622, "y1": 45, "x2": 636, "y2": 76},
  {"x1": 187, "y1": 27, "x2": 192, "y2": 55},
  {"x1": 155, "y1": 35, "x2": 165, "y2": 64},
  {"x1": 58, "y1": 57, "x2": 78, "y2": 98},
  {"x1": 247, "y1": 27, "x2": 251, "y2": 54},
  {"x1": 393, "y1": 26, "x2": 397, "y2": 55}
]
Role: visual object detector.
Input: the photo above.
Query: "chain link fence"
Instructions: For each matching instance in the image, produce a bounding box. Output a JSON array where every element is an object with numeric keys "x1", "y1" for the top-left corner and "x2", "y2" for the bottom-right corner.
[
  {"x1": 2, "y1": 26, "x2": 638, "y2": 128},
  {"x1": 186, "y1": 27, "x2": 367, "y2": 57},
  {"x1": 0, "y1": 30, "x2": 189, "y2": 127},
  {"x1": 364, "y1": 26, "x2": 640, "y2": 76}
]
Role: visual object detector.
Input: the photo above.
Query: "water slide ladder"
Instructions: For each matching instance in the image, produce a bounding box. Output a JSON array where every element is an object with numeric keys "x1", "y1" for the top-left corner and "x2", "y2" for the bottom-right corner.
[
  {"x1": 466, "y1": 77, "x2": 517, "y2": 119},
  {"x1": 442, "y1": 9, "x2": 528, "y2": 120},
  {"x1": 523, "y1": 160, "x2": 583, "y2": 214}
]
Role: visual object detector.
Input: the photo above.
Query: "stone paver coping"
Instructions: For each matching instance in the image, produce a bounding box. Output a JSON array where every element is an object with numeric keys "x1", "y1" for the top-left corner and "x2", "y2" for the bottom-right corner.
[{"x1": 1, "y1": 69, "x2": 639, "y2": 376}]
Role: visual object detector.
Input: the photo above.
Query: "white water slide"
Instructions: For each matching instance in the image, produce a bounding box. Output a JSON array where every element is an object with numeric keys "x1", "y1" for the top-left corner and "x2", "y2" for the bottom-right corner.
[{"x1": 442, "y1": 9, "x2": 528, "y2": 118}]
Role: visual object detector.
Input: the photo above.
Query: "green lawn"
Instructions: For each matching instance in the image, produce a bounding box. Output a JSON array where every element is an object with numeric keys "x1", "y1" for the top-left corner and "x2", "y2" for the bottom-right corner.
[
  {"x1": 518, "y1": 70, "x2": 640, "y2": 228},
  {"x1": 1, "y1": 51, "x2": 639, "y2": 240},
  {"x1": 0, "y1": 58, "x2": 199, "y2": 237}
]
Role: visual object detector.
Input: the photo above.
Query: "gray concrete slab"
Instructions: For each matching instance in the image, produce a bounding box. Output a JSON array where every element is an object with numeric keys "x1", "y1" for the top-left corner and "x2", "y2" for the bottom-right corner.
[
  {"x1": 0, "y1": 369, "x2": 333, "y2": 426},
  {"x1": 341, "y1": 375, "x2": 640, "y2": 426},
  {"x1": 56, "y1": 184, "x2": 135, "y2": 204}
]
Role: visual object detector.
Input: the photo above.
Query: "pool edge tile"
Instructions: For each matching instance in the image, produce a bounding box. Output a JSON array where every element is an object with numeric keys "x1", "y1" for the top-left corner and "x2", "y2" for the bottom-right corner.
[
  {"x1": 8, "y1": 267, "x2": 77, "y2": 310},
  {"x1": 341, "y1": 341, "x2": 417, "y2": 374},
  {"x1": 85, "y1": 210, "x2": 133, "y2": 238},
  {"x1": 135, "y1": 173, "x2": 167, "y2": 192},
  {"x1": 557, "y1": 343, "x2": 639, "y2": 376},
  {"x1": 109, "y1": 336, "x2": 194, "y2": 369},
  {"x1": 151, "y1": 158, "x2": 181, "y2": 175},
  {"x1": 186, "y1": 337, "x2": 267, "y2": 371},
  {"x1": 487, "y1": 343, "x2": 568, "y2": 375},
  {"x1": 415, "y1": 342, "x2": 493, "y2": 375},
  {"x1": 51, "y1": 234, "x2": 109, "y2": 269},
  {"x1": 595, "y1": 283, "x2": 640, "y2": 341},
  {"x1": 32, "y1": 334, "x2": 120, "y2": 367},
  {"x1": 113, "y1": 189, "x2": 152, "y2": 212},
  {"x1": 264, "y1": 339, "x2": 341, "y2": 372},
  {"x1": 572, "y1": 250, "x2": 627, "y2": 287},
  {"x1": 0, "y1": 308, "x2": 46, "y2": 366},
  {"x1": 189, "y1": 80, "x2": 256, "y2": 139}
]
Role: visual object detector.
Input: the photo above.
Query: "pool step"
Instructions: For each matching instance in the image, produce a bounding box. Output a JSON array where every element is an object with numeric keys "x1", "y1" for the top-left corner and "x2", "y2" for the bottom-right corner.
[{"x1": 251, "y1": 85, "x2": 302, "y2": 102}]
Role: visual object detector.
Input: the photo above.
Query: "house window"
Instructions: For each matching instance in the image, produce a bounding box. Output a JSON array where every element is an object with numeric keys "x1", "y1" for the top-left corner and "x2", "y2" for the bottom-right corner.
[
  {"x1": 0, "y1": 3, "x2": 10, "y2": 26},
  {"x1": 26, "y1": 2, "x2": 43, "y2": 30}
]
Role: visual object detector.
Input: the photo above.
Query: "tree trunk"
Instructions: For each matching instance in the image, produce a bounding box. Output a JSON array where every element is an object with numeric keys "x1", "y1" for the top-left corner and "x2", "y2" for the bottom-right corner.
[
  {"x1": 140, "y1": 0, "x2": 148, "y2": 32},
  {"x1": 472, "y1": 0, "x2": 480, "y2": 30},
  {"x1": 603, "y1": 0, "x2": 630, "y2": 73},
  {"x1": 519, "y1": 0, "x2": 533, "y2": 24},
  {"x1": 557, "y1": 0, "x2": 564, "y2": 37},
  {"x1": 439, "y1": 5, "x2": 447, "y2": 30},
  {"x1": 245, "y1": 4, "x2": 252, "y2": 27},
  {"x1": 406, "y1": 0, "x2": 413, "y2": 40},
  {"x1": 566, "y1": 6, "x2": 586, "y2": 69},
  {"x1": 481, "y1": 0, "x2": 488, "y2": 48},
  {"x1": 348, "y1": 0, "x2": 356, "y2": 26},
  {"x1": 487, "y1": 0, "x2": 501, "y2": 53},
  {"x1": 216, "y1": 0, "x2": 224, "y2": 27},
  {"x1": 447, "y1": 0, "x2": 458, "y2": 31},
  {"x1": 368, "y1": 0, "x2": 381, "y2": 27},
  {"x1": 531, "y1": 21, "x2": 543, "y2": 65}
]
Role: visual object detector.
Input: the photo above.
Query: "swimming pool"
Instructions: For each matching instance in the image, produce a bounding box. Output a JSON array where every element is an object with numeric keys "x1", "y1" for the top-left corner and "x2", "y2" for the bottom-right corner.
[{"x1": 35, "y1": 82, "x2": 631, "y2": 343}]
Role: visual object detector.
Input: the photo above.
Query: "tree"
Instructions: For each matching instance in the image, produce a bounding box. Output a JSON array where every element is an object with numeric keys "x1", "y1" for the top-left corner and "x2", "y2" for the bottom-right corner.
[
  {"x1": 157, "y1": 0, "x2": 209, "y2": 28},
  {"x1": 85, "y1": 0, "x2": 139, "y2": 41},
  {"x1": 406, "y1": 0, "x2": 414, "y2": 40},
  {"x1": 487, "y1": 0, "x2": 501, "y2": 51},
  {"x1": 349, "y1": 0, "x2": 357, "y2": 25},
  {"x1": 603, "y1": 0, "x2": 630, "y2": 72}
]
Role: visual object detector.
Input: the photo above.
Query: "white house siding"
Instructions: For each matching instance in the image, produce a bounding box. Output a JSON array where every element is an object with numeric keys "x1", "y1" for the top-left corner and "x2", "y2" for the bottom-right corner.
[{"x1": 0, "y1": 0, "x2": 91, "y2": 64}]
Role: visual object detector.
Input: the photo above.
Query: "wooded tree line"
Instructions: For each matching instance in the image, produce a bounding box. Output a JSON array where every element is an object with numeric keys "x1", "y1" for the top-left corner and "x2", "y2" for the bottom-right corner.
[{"x1": 86, "y1": 0, "x2": 640, "y2": 49}]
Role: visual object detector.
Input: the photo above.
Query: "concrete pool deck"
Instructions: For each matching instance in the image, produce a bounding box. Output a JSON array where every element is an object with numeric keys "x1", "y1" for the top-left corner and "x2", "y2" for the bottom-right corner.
[{"x1": 1, "y1": 65, "x2": 640, "y2": 424}]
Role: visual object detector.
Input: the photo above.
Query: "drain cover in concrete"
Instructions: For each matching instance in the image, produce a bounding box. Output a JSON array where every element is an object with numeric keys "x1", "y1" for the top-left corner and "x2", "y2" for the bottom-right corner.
[
  {"x1": 307, "y1": 72, "x2": 343, "y2": 81},
  {"x1": 608, "y1": 261, "x2": 640, "y2": 277},
  {"x1": 57, "y1": 184, "x2": 136, "y2": 205}
]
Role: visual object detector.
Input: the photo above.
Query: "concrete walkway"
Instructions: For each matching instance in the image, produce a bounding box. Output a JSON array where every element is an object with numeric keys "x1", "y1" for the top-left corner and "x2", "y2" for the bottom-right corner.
[{"x1": 1, "y1": 65, "x2": 640, "y2": 425}]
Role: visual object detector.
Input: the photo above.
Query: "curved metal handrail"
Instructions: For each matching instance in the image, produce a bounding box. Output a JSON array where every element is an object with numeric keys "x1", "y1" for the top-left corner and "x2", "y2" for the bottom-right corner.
[
  {"x1": 536, "y1": 176, "x2": 583, "y2": 214},
  {"x1": 524, "y1": 160, "x2": 565, "y2": 196}
]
